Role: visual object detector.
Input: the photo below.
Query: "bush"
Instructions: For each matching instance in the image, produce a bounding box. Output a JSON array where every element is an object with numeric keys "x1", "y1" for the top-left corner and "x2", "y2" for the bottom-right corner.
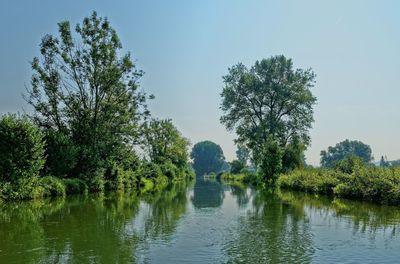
[
  {"x1": 42, "y1": 129, "x2": 78, "y2": 178},
  {"x1": 87, "y1": 168, "x2": 105, "y2": 193},
  {"x1": 0, "y1": 176, "x2": 66, "y2": 200},
  {"x1": 278, "y1": 168, "x2": 340, "y2": 194},
  {"x1": 160, "y1": 161, "x2": 179, "y2": 179},
  {"x1": 0, "y1": 114, "x2": 45, "y2": 183},
  {"x1": 278, "y1": 165, "x2": 400, "y2": 205},
  {"x1": 138, "y1": 162, "x2": 163, "y2": 180},
  {"x1": 257, "y1": 137, "x2": 283, "y2": 184},
  {"x1": 39, "y1": 176, "x2": 66, "y2": 197},
  {"x1": 63, "y1": 178, "x2": 88, "y2": 194},
  {"x1": 230, "y1": 160, "x2": 245, "y2": 174}
]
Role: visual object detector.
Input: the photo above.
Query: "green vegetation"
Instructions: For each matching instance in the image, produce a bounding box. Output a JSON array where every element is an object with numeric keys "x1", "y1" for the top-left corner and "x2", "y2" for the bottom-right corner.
[
  {"x1": 0, "y1": 12, "x2": 193, "y2": 201},
  {"x1": 220, "y1": 55, "x2": 316, "y2": 183},
  {"x1": 190, "y1": 140, "x2": 225, "y2": 176},
  {"x1": 320, "y1": 139, "x2": 373, "y2": 167},
  {"x1": 278, "y1": 156, "x2": 400, "y2": 205}
]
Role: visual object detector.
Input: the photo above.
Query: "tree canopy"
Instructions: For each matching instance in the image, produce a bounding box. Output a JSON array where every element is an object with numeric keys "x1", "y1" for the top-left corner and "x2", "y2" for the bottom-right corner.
[
  {"x1": 190, "y1": 141, "x2": 225, "y2": 176},
  {"x1": 141, "y1": 118, "x2": 190, "y2": 169},
  {"x1": 220, "y1": 55, "x2": 316, "y2": 182},
  {"x1": 320, "y1": 139, "x2": 373, "y2": 168},
  {"x1": 25, "y1": 12, "x2": 151, "y2": 179},
  {"x1": 220, "y1": 55, "x2": 316, "y2": 160}
]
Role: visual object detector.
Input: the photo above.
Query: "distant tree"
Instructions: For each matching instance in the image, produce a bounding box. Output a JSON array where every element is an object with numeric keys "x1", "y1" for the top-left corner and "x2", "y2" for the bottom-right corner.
[
  {"x1": 25, "y1": 12, "x2": 151, "y2": 179},
  {"x1": 220, "y1": 55, "x2": 316, "y2": 180},
  {"x1": 236, "y1": 145, "x2": 249, "y2": 166},
  {"x1": 379, "y1": 155, "x2": 390, "y2": 167},
  {"x1": 190, "y1": 141, "x2": 225, "y2": 176},
  {"x1": 320, "y1": 139, "x2": 373, "y2": 168},
  {"x1": 230, "y1": 160, "x2": 245, "y2": 174},
  {"x1": 390, "y1": 160, "x2": 400, "y2": 167}
]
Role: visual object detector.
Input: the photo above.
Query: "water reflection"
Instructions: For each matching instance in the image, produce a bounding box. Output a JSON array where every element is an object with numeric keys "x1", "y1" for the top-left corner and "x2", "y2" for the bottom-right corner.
[
  {"x1": 191, "y1": 178, "x2": 225, "y2": 208},
  {"x1": 0, "y1": 183, "x2": 190, "y2": 264},
  {"x1": 226, "y1": 188, "x2": 314, "y2": 263},
  {"x1": 2, "y1": 180, "x2": 400, "y2": 263}
]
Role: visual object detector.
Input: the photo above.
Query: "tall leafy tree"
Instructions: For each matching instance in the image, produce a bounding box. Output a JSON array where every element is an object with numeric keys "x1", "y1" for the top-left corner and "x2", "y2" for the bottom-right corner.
[
  {"x1": 190, "y1": 141, "x2": 225, "y2": 176},
  {"x1": 141, "y1": 119, "x2": 190, "y2": 169},
  {"x1": 220, "y1": 55, "x2": 316, "y2": 179},
  {"x1": 320, "y1": 139, "x2": 373, "y2": 168},
  {"x1": 25, "y1": 12, "x2": 151, "y2": 179}
]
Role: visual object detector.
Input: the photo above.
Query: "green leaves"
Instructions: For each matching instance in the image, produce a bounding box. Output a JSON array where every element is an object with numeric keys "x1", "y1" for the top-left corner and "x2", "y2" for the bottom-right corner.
[
  {"x1": 0, "y1": 114, "x2": 45, "y2": 183},
  {"x1": 220, "y1": 55, "x2": 316, "y2": 181},
  {"x1": 320, "y1": 139, "x2": 373, "y2": 168},
  {"x1": 190, "y1": 141, "x2": 225, "y2": 176},
  {"x1": 25, "y1": 12, "x2": 151, "y2": 179}
]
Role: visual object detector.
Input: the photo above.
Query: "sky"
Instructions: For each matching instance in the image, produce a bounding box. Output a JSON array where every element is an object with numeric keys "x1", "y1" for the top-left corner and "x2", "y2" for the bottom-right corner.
[{"x1": 1, "y1": 0, "x2": 400, "y2": 165}]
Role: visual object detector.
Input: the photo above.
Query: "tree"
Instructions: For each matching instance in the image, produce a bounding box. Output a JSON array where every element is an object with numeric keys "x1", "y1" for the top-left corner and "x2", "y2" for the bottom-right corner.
[
  {"x1": 379, "y1": 155, "x2": 390, "y2": 167},
  {"x1": 220, "y1": 55, "x2": 316, "y2": 176},
  {"x1": 320, "y1": 139, "x2": 373, "y2": 168},
  {"x1": 141, "y1": 119, "x2": 190, "y2": 170},
  {"x1": 190, "y1": 141, "x2": 225, "y2": 176},
  {"x1": 282, "y1": 136, "x2": 305, "y2": 172},
  {"x1": 0, "y1": 114, "x2": 45, "y2": 183},
  {"x1": 257, "y1": 136, "x2": 283, "y2": 184},
  {"x1": 230, "y1": 159, "x2": 245, "y2": 174},
  {"x1": 236, "y1": 145, "x2": 249, "y2": 166},
  {"x1": 25, "y1": 12, "x2": 150, "y2": 179}
]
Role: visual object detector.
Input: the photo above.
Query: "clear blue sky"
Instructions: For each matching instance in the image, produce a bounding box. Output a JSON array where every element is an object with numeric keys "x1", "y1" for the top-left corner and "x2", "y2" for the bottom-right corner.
[{"x1": 1, "y1": 0, "x2": 400, "y2": 165}]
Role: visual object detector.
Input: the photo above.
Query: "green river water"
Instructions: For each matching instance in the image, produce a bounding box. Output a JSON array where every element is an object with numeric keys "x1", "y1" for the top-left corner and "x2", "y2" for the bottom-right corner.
[{"x1": 1, "y1": 178, "x2": 400, "y2": 263}]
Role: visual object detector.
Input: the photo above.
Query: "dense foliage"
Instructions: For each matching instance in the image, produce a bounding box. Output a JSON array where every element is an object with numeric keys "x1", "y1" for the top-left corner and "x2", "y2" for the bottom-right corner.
[
  {"x1": 230, "y1": 160, "x2": 245, "y2": 174},
  {"x1": 0, "y1": 114, "x2": 45, "y2": 183},
  {"x1": 190, "y1": 141, "x2": 225, "y2": 176},
  {"x1": 278, "y1": 156, "x2": 400, "y2": 205},
  {"x1": 25, "y1": 11, "x2": 151, "y2": 181},
  {"x1": 220, "y1": 55, "x2": 316, "y2": 182},
  {"x1": 320, "y1": 139, "x2": 373, "y2": 168},
  {"x1": 0, "y1": 12, "x2": 192, "y2": 201}
]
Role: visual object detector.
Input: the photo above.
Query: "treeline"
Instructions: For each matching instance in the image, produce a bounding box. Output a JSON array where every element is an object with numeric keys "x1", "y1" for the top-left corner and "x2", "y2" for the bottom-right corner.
[{"x1": 0, "y1": 12, "x2": 193, "y2": 201}]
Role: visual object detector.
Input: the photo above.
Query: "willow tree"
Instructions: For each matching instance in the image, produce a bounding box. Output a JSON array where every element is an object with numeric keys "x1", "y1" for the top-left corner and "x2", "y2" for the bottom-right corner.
[
  {"x1": 25, "y1": 12, "x2": 151, "y2": 179},
  {"x1": 220, "y1": 55, "x2": 316, "y2": 178}
]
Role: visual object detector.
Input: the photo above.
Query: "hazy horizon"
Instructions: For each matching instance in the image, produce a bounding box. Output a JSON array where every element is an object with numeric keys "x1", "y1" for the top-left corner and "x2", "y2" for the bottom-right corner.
[{"x1": 1, "y1": 0, "x2": 400, "y2": 165}]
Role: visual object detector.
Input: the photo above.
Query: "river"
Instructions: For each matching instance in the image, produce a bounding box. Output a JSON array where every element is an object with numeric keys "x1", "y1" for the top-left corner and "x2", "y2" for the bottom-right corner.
[{"x1": 1, "y1": 178, "x2": 400, "y2": 263}]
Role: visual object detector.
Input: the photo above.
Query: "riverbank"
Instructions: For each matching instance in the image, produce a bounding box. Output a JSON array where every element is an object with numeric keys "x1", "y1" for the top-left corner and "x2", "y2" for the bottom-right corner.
[
  {"x1": 278, "y1": 166, "x2": 400, "y2": 206},
  {"x1": 0, "y1": 169, "x2": 195, "y2": 202},
  {"x1": 218, "y1": 159, "x2": 400, "y2": 206}
]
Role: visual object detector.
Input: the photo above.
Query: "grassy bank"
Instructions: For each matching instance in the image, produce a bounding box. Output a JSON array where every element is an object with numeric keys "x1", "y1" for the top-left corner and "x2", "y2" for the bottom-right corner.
[{"x1": 278, "y1": 166, "x2": 400, "y2": 205}]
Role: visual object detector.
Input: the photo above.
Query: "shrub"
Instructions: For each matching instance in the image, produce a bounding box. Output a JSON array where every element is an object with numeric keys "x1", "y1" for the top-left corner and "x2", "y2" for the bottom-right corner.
[
  {"x1": 63, "y1": 178, "x2": 88, "y2": 194},
  {"x1": 230, "y1": 160, "x2": 245, "y2": 174},
  {"x1": 160, "y1": 161, "x2": 179, "y2": 179},
  {"x1": 87, "y1": 168, "x2": 105, "y2": 193},
  {"x1": 279, "y1": 165, "x2": 400, "y2": 205},
  {"x1": 257, "y1": 137, "x2": 283, "y2": 184},
  {"x1": 0, "y1": 114, "x2": 45, "y2": 183},
  {"x1": 278, "y1": 168, "x2": 341, "y2": 194},
  {"x1": 140, "y1": 177, "x2": 154, "y2": 193},
  {"x1": 39, "y1": 176, "x2": 66, "y2": 197},
  {"x1": 138, "y1": 162, "x2": 163, "y2": 180},
  {"x1": 42, "y1": 129, "x2": 78, "y2": 178}
]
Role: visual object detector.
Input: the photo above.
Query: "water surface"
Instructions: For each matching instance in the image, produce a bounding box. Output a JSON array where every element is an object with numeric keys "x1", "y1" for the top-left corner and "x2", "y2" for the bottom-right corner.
[{"x1": 1, "y1": 178, "x2": 400, "y2": 263}]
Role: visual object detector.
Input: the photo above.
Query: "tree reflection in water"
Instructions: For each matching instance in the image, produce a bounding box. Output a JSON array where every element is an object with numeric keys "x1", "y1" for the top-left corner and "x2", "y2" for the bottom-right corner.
[{"x1": 226, "y1": 188, "x2": 314, "y2": 264}]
